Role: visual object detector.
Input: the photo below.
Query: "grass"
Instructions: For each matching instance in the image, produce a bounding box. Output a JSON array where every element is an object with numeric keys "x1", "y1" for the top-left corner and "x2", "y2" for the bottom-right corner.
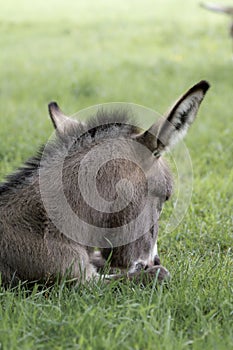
[{"x1": 0, "y1": 0, "x2": 232, "y2": 349}]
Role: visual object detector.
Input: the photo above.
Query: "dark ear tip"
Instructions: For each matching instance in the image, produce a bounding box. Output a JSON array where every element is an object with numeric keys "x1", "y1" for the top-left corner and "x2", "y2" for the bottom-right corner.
[
  {"x1": 48, "y1": 101, "x2": 59, "y2": 115},
  {"x1": 197, "y1": 80, "x2": 210, "y2": 93}
]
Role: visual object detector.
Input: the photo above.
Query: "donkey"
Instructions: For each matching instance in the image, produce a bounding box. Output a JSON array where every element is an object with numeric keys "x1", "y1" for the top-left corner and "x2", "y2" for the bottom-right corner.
[{"x1": 0, "y1": 80, "x2": 210, "y2": 287}]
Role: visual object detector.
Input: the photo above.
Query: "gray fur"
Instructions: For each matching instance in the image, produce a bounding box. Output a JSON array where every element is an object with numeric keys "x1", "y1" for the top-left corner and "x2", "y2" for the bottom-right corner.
[{"x1": 0, "y1": 81, "x2": 210, "y2": 286}]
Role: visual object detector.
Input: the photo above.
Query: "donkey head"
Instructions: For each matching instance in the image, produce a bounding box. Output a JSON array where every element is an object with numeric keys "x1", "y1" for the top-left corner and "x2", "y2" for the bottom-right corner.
[{"x1": 47, "y1": 80, "x2": 210, "y2": 271}]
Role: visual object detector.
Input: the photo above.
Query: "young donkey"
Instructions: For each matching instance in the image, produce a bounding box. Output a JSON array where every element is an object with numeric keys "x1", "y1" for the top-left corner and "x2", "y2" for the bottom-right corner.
[{"x1": 0, "y1": 81, "x2": 210, "y2": 286}]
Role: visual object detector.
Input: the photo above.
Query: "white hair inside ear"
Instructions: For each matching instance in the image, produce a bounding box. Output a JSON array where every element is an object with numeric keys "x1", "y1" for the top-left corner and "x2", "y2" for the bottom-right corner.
[{"x1": 135, "y1": 80, "x2": 210, "y2": 157}]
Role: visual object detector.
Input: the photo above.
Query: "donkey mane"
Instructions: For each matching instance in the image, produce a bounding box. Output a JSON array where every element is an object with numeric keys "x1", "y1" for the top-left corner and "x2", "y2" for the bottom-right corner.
[
  {"x1": 62, "y1": 107, "x2": 140, "y2": 140},
  {"x1": 0, "y1": 109, "x2": 141, "y2": 196},
  {"x1": 0, "y1": 153, "x2": 43, "y2": 196}
]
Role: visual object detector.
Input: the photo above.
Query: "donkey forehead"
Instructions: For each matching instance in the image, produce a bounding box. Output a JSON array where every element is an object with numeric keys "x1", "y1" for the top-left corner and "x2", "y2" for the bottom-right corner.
[
  {"x1": 75, "y1": 131, "x2": 172, "y2": 180},
  {"x1": 92, "y1": 139, "x2": 173, "y2": 197}
]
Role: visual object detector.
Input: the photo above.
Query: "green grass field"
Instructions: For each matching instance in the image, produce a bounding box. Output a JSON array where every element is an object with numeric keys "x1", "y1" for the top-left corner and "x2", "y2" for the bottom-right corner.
[{"x1": 0, "y1": 0, "x2": 232, "y2": 349}]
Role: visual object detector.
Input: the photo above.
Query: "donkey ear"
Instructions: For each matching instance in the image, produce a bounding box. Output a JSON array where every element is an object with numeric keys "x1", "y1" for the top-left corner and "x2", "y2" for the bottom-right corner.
[
  {"x1": 48, "y1": 102, "x2": 80, "y2": 134},
  {"x1": 136, "y1": 80, "x2": 210, "y2": 157}
]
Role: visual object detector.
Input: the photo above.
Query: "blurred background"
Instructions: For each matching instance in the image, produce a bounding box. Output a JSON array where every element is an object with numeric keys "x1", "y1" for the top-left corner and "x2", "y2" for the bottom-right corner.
[
  {"x1": 0, "y1": 0, "x2": 232, "y2": 151},
  {"x1": 0, "y1": 2, "x2": 232, "y2": 348}
]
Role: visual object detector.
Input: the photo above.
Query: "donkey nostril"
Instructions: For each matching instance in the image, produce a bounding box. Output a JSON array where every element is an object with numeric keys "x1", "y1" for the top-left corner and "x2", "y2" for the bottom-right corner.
[{"x1": 154, "y1": 256, "x2": 161, "y2": 266}]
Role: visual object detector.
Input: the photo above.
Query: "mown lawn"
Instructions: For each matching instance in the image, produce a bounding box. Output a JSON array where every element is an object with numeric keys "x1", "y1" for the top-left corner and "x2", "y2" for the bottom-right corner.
[{"x1": 0, "y1": 0, "x2": 232, "y2": 349}]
